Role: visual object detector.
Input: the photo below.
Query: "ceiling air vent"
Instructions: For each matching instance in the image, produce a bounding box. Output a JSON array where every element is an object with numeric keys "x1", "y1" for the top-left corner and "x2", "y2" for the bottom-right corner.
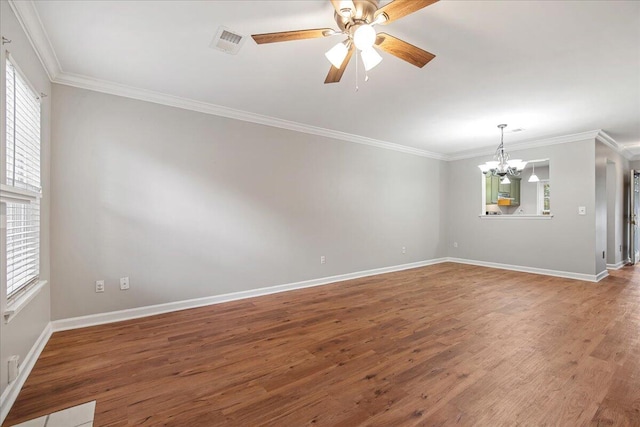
[{"x1": 210, "y1": 26, "x2": 246, "y2": 55}]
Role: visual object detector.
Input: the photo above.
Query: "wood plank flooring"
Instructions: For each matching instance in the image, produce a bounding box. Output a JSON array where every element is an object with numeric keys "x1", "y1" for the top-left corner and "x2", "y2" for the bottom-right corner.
[{"x1": 4, "y1": 262, "x2": 640, "y2": 426}]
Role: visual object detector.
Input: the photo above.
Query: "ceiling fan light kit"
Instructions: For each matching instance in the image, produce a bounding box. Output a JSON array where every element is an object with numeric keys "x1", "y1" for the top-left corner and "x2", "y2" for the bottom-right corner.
[
  {"x1": 251, "y1": 0, "x2": 439, "y2": 84},
  {"x1": 353, "y1": 24, "x2": 376, "y2": 50},
  {"x1": 325, "y1": 40, "x2": 350, "y2": 68},
  {"x1": 361, "y1": 47, "x2": 382, "y2": 71}
]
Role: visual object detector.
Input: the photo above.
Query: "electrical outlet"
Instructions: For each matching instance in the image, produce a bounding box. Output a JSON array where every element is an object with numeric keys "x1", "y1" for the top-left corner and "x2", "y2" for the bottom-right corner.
[
  {"x1": 8, "y1": 355, "x2": 19, "y2": 383},
  {"x1": 120, "y1": 277, "x2": 130, "y2": 290},
  {"x1": 95, "y1": 280, "x2": 105, "y2": 293},
  {"x1": 454, "y1": 242, "x2": 458, "y2": 248},
  {"x1": 578, "y1": 206, "x2": 586, "y2": 215},
  {"x1": 320, "y1": 256, "x2": 326, "y2": 264},
  {"x1": 402, "y1": 246, "x2": 406, "y2": 254}
]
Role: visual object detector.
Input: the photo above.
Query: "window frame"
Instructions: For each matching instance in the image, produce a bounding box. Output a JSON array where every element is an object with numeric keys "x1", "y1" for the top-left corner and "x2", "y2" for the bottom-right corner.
[
  {"x1": 1, "y1": 51, "x2": 44, "y2": 318},
  {"x1": 537, "y1": 179, "x2": 551, "y2": 215}
]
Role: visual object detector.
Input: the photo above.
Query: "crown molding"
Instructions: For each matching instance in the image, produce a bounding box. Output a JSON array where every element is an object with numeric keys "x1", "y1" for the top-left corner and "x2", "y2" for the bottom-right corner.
[
  {"x1": 48, "y1": 71, "x2": 634, "y2": 164},
  {"x1": 53, "y1": 72, "x2": 447, "y2": 160},
  {"x1": 446, "y1": 130, "x2": 603, "y2": 161},
  {"x1": 7, "y1": 0, "x2": 62, "y2": 80},
  {"x1": 595, "y1": 130, "x2": 635, "y2": 161},
  {"x1": 596, "y1": 129, "x2": 618, "y2": 148}
]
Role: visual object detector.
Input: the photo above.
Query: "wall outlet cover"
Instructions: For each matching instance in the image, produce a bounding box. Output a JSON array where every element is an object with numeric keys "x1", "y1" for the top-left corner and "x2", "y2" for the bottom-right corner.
[
  {"x1": 8, "y1": 355, "x2": 19, "y2": 383},
  {"x1": 120, "y1": 277, "x2": 130, "y2": 290}
]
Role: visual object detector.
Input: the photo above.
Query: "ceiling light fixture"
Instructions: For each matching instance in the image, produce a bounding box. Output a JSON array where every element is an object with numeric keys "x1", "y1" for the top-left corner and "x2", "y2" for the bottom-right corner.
[
  {"x1": 252, "y1": 0, "x2": 438, "y2": 85},
  {"x1": 528, "y1": 162, "x2": 540, "y2": 183},
  {"x1": 353, "y1": 24, "x2": 382, "y2": 71},
  {"x1": 478, "y1": 124, "x2": 527, "y2": 178},
  {"x1": 360, "y1": 47, "x2": 382, "y2": 71},
  {"x1": 353, "y1": 24, "x2": 376, "y2": 50},
  {"x1": 325, "y1": 40, "x2": 350, "y2": 68}
]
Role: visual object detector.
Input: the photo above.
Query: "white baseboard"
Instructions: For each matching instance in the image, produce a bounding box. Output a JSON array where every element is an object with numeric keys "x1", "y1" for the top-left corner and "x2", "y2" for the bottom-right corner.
[
  {"x1": 606, "y1": 260, "x2": 626, "y2": 270},
  {"x1": 0, "y1": 322, "x2": 52, "y2": 424},
  {"x1": 595, "y1": 270, "x2": 609, "y2": 281},
  {"x1": 446, "y1": 257, "x2": 605, "y2": 282},
  {"x1": 52, "y1": 258, "x2": 448, "y2": 332},
  {"x1": 52, "y1": 256, "x2": 614, "y2": 333}
]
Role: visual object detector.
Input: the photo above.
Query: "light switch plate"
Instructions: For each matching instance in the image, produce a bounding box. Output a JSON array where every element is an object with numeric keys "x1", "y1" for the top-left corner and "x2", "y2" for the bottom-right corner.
[{"x1": 120, "y1": 277, "x2": 130, "y2": 290}]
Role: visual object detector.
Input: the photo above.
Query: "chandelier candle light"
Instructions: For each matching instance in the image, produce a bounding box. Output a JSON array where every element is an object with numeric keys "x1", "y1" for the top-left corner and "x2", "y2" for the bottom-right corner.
[{"x1": 478, "y1": 124, "x2": 527, "y2": 184}]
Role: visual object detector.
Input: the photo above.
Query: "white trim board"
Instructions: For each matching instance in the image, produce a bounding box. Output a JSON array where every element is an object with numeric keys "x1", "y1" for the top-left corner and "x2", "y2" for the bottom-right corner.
[
  {"x1": 52, "y1": 257, "x2": 611, "y2": 333},
  {"x1": 53, "y1": 72, "x2": 446, "y2": 161},
  {"x1": 51, "y1": 259, "x2": 448, "y2": 332},
  {"x1": 606, "y1": 260, "x2": 627, "y2": 270},
  {"x1": 448, "y1": 130, "x2": 601, "y2": 161},
  {"x1": 47, "y1": 77, "x2": 621, "y2": 162},
  {"x1": 0, "y1": 322, "x2": 52, "y2": 425},
  {"x1": 447, "y1": 257, "x2": 607, "y2": 283}
]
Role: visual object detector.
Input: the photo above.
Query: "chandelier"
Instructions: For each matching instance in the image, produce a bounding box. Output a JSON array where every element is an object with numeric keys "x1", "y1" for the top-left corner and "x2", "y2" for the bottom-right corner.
[{"x1": 478, "y1": 124, "x2": 527, "y2": 184}]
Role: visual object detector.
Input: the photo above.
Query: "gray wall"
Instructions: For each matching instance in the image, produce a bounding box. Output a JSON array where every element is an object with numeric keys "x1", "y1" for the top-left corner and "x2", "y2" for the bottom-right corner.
[
  {"x1": 596, "y1": 141, "x2": 630, "y2": 269},
  {"x1": 0, "y1": 0, "x2": 51, "y2": 397},
  {"x1": 606, "y1": 161, "x2": 616, "y2": 264},
  {"x1": 50, "y1": 84, "x2": 447, "y2": 320},
  {"x1": 447, "y1": 139, "x2": 598, "y2": 275}
]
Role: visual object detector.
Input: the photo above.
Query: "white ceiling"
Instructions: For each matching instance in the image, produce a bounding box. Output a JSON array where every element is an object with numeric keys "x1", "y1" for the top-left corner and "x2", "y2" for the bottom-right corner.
[{"x1": 20, "y1": 0, "x2": 640, "y2": 157}]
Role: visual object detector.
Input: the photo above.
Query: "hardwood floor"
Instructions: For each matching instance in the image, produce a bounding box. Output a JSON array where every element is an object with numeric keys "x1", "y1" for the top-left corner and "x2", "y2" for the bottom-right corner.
[{"x1": 4, "y1": 262, "x2": 640, "y2": 426}]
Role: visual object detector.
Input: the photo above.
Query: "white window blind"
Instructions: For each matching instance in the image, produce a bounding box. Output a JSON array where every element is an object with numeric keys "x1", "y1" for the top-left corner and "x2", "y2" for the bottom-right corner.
[{"x1": 5, "y1": 58, "x2": 41, "y2": 297}]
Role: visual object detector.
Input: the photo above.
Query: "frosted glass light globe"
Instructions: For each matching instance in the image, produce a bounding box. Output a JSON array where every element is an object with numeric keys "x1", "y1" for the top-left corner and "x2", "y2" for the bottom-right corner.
[
  {"x1": 353, "y1": 24, "x2": 376, "y2": 50},
  {"x1": 325, "y1": 42, "x2": 349, "y2": 68},
  {"x1": 361, "y1": 47, "x2": 382, "y2": 71}
]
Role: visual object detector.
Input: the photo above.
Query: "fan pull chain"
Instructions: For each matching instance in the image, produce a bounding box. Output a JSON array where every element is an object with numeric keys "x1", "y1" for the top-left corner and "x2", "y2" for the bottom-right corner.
[
  {"x1": 355, "y1": 49, "x2": 359, "y2": 92},
  {"x1": 364, "y1": 49, "x2": 371, "y2": 82}
]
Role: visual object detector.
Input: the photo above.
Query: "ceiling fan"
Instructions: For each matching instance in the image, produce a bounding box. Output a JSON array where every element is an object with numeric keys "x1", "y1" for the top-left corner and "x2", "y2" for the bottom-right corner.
[{"x1": 251, "y1": 0, "x2": 438, "y2": 84}]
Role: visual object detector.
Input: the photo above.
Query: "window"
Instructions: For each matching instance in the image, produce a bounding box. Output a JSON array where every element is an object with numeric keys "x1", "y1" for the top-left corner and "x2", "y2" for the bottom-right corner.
[
  {"x1": 537, "y1": 180, "x2": 550, "y2": 215},
  {"x1": 2, "y1": 57, "x2": 42, "y2": 298}
]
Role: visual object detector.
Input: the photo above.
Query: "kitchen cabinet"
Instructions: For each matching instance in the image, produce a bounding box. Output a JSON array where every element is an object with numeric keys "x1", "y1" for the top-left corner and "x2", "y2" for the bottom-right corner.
[
  {"x1": 486, "y1": 175, "x2": 500, "y2": 204},
  {"x1": 486, "y1": 176, "x2": 520, "y2": 205}
]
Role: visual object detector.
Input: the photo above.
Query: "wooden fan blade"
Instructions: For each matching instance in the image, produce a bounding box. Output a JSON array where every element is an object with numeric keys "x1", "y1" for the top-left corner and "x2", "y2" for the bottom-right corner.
[
  {"x1": 325, "y1": 46, "x2": 354, "y2": 84},
  {"x1": 252, "y1": 28, "x2": 334, "y2": 44},
  {"x1": 375, "y1": 33, "x2": 435, "y2": 68},
  {"x1": 374, "y1": 0, "x2": 439, "y2": 25}
]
